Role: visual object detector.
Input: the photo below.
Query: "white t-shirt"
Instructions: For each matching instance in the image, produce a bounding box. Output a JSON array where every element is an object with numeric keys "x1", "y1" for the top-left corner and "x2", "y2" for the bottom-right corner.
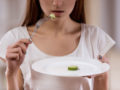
[{"x1": 0, "y1": 24, "x2": 115, "y2": 90}]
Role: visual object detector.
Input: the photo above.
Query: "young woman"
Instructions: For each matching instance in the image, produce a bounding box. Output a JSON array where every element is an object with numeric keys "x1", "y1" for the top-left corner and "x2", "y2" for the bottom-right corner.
[{"x1": 0, "y1": 0, "x2": 115, "y2": 90}]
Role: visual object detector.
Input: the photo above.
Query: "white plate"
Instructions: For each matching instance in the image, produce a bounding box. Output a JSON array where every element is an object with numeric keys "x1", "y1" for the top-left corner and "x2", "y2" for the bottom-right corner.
[{"x1": 32, "y1": 57, "x2": 110, "y2": 77}]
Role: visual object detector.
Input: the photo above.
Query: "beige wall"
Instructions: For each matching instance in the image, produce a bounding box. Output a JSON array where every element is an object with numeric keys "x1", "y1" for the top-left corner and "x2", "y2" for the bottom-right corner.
[
  {"x1": 0, "y1": 0, "x2": 26, "y2": 89},
  {"x1": 0, "y1": 0, "x2": 26, "y2": 38},
  {"x1": 85, "y1": 0, "x2": 101, "y2": 25},
  {"x1": 85, "y1": 0, "x2": 120, "y2": 90},
  {"x1": 85, "y1": 0, "x2": 120, "y2": 49}
]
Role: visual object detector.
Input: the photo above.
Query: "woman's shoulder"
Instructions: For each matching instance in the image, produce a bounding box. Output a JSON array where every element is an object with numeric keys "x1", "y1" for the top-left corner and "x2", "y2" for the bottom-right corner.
[
  {"x1": 80, "y1": 23, "x2": 108, "y2": 42},
  {"x1": 0, "y1": 26, "x2": 28, "y2": 42},
  {"x1": 5, "y1": 26, "x2": 29, "y2": 41},
  {"x1": 81, "y1": 24, "x2": 115, "y2": 56},
  {"x1": 81, "y1": 23, "x2": 102, "y2": 32},
  {"x1": 9, "y1": 26, "x2": 26, "y2": 33},
  {"x1": 81, "y1": 23, "x2": 104, "y2": 36},
  {"x1": 2, "y1": 26, "x2": 27, "y2": 38}
]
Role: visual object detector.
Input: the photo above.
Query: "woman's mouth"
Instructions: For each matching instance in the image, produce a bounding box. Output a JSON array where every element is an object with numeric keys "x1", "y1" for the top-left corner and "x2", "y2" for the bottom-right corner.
[{"x1": 51, "y1": 10, "x2": 64, "y2": 17}]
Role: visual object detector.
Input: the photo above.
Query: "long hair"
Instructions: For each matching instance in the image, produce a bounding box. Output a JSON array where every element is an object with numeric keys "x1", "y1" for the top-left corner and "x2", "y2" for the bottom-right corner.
[{"x1": 22, "y1": 0, "x2": 86, "y2": 26}]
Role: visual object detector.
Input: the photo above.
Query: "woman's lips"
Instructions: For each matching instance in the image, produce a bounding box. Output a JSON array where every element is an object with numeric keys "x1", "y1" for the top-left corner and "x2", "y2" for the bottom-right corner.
[{"x1": 51, "y1": 11, "x2": 64, "y2": 16}]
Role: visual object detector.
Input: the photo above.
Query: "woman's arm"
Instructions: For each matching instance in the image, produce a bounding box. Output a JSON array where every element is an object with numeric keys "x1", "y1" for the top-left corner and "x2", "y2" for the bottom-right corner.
[
  {"x1": 0, "y1": 57, "x2": 24, "y2": 90},
  {"x1": 93, "y1": 72, "x2": 108, "y2": 90},
  {"x1": 17, "y1": 69, "x2": 24, "y2": 90},
  {"x1": 5, "y1": 69, "x2": 24, "y2": 90},
  {"x1": 93, "y1": 56, "x2": 109, "y2": 90},
  {"x1": 5, "y1": 39, "x2": 31, "y2": 90},
  {"x1": 6, "y1": 70, "x2": 19, "y2": 90}
]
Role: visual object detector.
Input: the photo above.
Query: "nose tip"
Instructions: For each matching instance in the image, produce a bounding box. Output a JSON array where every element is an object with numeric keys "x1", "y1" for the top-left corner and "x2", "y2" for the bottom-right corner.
[{"x1": 52, "y1": 0, "x2": 63, "y2": 7}]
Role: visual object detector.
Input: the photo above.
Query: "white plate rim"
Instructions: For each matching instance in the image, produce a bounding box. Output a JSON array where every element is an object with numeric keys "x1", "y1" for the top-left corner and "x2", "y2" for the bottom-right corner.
[{"x1": 32, "y1": 57, "x2": 110, "y2": 77}]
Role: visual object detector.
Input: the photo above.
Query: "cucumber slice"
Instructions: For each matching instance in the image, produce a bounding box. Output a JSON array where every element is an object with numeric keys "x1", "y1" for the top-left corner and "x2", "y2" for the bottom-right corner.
[
  {"x1": 49, "y1": 13, "x2": 56, "y2": 19},
  {"x1": 68, "y1": 65, "x2": 79, "y2": 71}
]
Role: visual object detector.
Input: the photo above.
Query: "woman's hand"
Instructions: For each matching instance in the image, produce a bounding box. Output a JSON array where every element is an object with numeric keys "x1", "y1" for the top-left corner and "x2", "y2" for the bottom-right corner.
[
  {"x1": 5, "y1": 39, "x2": 32, "y2": 76},
  {"x1": 93, "y1": 55, "x2": 109, "y2": 90},
  {"x1": 84, "y1": 55, "x2": 109, "y2": 78},
  {"x1": 98, "y1": 55, "x2": 109, "y2": 64}
]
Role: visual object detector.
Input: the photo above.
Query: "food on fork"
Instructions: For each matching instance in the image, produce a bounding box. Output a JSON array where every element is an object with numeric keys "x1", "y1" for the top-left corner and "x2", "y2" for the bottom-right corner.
[{"x1": 49, "y1": 13, "x2": 56, "y2": 19}]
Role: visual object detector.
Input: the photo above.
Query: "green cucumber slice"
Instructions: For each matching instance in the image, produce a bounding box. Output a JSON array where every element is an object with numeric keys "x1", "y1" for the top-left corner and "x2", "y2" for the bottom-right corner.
[
  {"x1": 49, "y1": 13, "x2": 56, "y2": 19},
  {"x1": 68, "y1": 65, "x2": 79, "y2": 71}
]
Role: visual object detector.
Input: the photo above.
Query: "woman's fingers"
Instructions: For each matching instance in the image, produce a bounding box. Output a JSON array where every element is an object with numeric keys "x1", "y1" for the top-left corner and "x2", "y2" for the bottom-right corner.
[
  {"x1": 10, "y1": 39, "x2": 32, "y2": 48},
  {"x1": 18, "y1": 39, "x2": 32, "y2": 54},
  {"x1": 98, "y1": 55, "x2": 109, "y2": 64},
  {"x1": 83, "y1": 75, "x2": 95, "y2": 78},
  {"x1": 8, "y1": 39, "x2": 32, "y2": 54},
  {"x1": 84, "y1": 55, "x2": 110, "y2": 79},
  {"x1": 6, "y1": 39, "x2": 32, "y2": 61},
  {"x1": 7, "y1": 47, "x2": 24, "y2": 58},
  {"x1": 16, "y1": 43, "x2": 27, "y2": 54},
  {"x1": 5, "y1": 39, "x2": 32, "y2": 75},
  {"x1": 6, "y1": 52, "x2": 19, "y2": 61}
]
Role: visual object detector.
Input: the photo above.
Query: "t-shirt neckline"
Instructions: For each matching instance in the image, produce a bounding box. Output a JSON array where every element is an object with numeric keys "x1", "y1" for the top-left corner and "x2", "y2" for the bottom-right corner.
[{"x1": 24, "y1": 24, "x2": 84, "y2": 57}]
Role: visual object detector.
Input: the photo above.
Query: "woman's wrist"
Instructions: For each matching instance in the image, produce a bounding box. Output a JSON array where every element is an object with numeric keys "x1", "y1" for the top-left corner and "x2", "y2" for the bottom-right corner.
[
  {"x1": 94, "y1": 72, "x2": 108, "y2": 82},
  {"x1": 5, "y1": 68, "x2": 18, "y2": 77},
  {"x1": 94, "y1": 72, "x2": 108, "y2": 90},
  {"x1": 6, "y1": 71, "x2": 19, "y2": 90}
]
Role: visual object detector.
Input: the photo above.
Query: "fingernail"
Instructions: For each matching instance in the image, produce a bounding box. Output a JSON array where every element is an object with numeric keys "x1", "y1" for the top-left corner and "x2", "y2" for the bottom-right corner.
[
  {"x1": 28, "y1": 39, "x2": 32, "y2": 43},
  {"x1": 98, "y1": 55, "x2": 102, "y2": 59}
]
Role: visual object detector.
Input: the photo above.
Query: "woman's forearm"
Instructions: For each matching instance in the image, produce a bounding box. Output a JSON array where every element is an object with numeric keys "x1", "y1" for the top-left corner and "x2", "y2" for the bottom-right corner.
[
  {"x1": 6, "y1": 71, "x2": 19, "y2": 90},
  {"x1": 93, "y1": 72, "x2": 108, "y2": 90}
]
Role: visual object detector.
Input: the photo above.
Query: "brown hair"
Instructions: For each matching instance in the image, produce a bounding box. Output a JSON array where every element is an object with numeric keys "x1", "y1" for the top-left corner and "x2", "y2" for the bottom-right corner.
[{"x1": 22, "y1": 0, "x2": 86, "y2": 26}]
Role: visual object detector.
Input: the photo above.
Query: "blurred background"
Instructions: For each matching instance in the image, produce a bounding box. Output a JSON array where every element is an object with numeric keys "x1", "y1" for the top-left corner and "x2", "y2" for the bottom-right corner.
[{"x1": 0, "y1": 0, "x2": 120, "y2": 90}]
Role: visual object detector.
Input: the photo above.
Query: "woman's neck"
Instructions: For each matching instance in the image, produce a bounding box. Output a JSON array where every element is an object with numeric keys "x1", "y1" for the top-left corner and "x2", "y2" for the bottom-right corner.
[{"x1": 39, "y1": 16, "x2": 80, "y2": 35}]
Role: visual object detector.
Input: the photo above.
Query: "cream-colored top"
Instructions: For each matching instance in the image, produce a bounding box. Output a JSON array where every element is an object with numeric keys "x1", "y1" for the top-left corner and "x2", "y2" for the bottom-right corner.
[{"x1": 0, "y1": 24, "x2": 115, "y2": 90}]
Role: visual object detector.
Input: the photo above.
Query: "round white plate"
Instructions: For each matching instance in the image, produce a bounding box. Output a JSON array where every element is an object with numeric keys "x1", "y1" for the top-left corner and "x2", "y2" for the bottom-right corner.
[{"x1": 32, "y1": 57, "x2": 110, "y2": 77}]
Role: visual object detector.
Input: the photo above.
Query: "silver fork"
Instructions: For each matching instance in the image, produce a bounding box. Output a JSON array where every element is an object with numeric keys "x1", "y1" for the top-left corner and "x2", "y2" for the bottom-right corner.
[{"x1": 29, "y1": 17, "x2": 51, "y2": 42}]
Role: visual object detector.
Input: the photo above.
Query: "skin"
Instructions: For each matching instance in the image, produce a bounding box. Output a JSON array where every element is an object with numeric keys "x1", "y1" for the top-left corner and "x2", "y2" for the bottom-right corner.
[
  {"x1": 94, "y1": 56, "x2": 109, "y2": 90},
  {"x1": 0, "y1": 0, "x2": 108, "y2": 90}
]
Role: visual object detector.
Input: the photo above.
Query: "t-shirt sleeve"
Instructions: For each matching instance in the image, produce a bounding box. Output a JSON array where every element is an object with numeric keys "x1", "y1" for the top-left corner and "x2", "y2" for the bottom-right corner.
[
  {"x1": 0, "y1": 31, "x2": 16, "y2": 60},
  {"x1": 97, "y1": 27, "x2": 116, "y2": 56}
]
